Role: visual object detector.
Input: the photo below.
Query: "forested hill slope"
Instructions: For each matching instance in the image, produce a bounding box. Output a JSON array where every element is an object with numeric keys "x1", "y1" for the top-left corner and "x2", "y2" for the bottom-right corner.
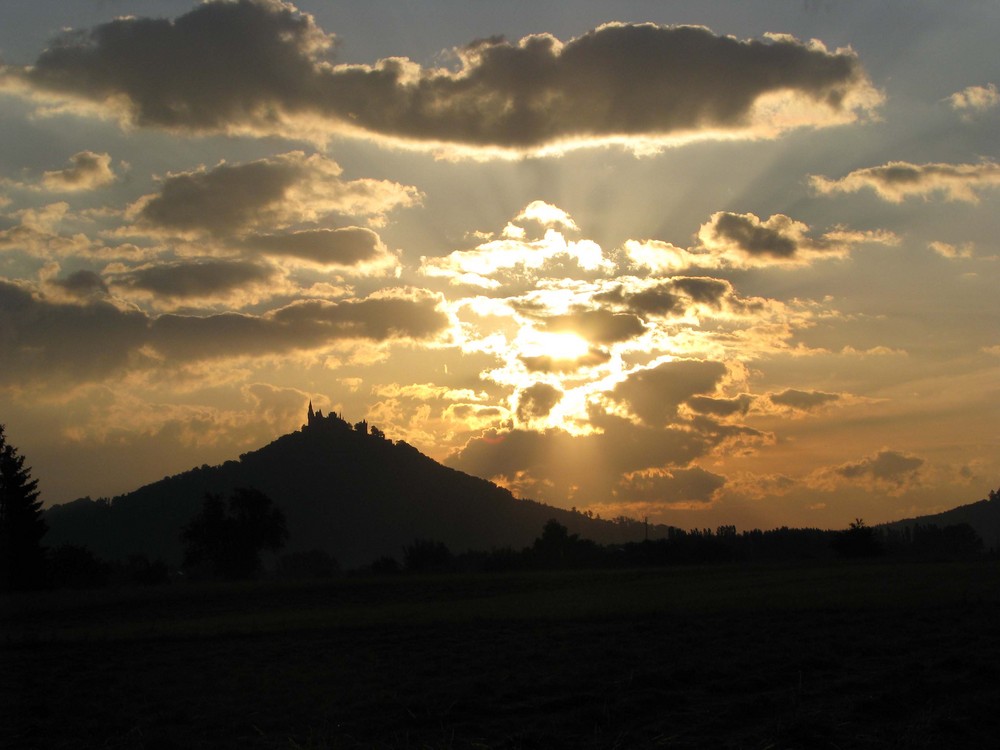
[
  {"x1": 881, "y1": 489, "x2": 1000, "y2": 551},
  {"x1": 45, "y1": 413, "x2": 654, "y2": 568}
]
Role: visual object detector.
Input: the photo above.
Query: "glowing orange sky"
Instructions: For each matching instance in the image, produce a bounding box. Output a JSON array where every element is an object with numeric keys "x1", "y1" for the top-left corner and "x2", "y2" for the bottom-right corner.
[{"x1": 0, "y1": 1, "x2": 998, "y2": 530}]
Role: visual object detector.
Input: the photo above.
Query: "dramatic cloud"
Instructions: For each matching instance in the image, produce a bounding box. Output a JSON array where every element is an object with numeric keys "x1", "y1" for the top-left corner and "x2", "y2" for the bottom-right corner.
[
  {"x1": 670, "y1": 277, "x2": 732, "y2": 308},
  {"x1": 5, "y1": 1, "x2": 880, "y2": 154},
  {"x1": 515, "y1": 201, "x2": 579, "y2": 231},
  {"x1": 948, "y1": 83, "x2": 999, "y2": 117},
  {"x1": 724, "y1": 472, "x2": 797, "y2": 501},
  {"x1": 130, "y1": 152, "x2": 420, "y2": 237},
  {"x1": 0, "y1": 1, "x2": 996, "y2": 536},
  {"x1": 48, "y1": 269, "x2": 109, "y2": 299},
  {"x1": 615, "y1": 466, "x2": 725, "y2": 508},
  {"x1": 610, "y1": 359, "x2": 728, "y2": 426},
  {"x1": 446, "y1": 401, "x2": 768, "y2": 508},
  {"x1": 148, "y1": 293, "x2": 450, "y2": 362},
  {"x1": 834, "y1": 450, "x2": 923, "y2": 484},
  {"x1": 109, "y1": 260, "x2": 276, "y2": 301},
  {"x1": 705, "y1": 212, "x2": 799, "y2": 258},
  {"x1": 0, "y1": 279, "x2": 149, "y2": 384},
  {"x1": 804, "y1": 449, "x2": 925, "y2": 497},
  {"x1": 625, "y1": 214, "x2": 895, "y2": 271},
  {"x1": 421, "y1": 229, "x2": 605, "y2": 289},
  {"x1": 0, "y1": 279, "x2": 449, "y2": 384},
  {"x1": 426, "y1": 201, "x2": 833, "y2": 495},
  {"x1": 422, "y1": 207, "x2": 610, "y2": 287},
  {"x1": 596, "y1": 281, "x2": 681, "y2": 316},
  {"x1": 1, "y1": 151, "x2": 117, "y2": 193},
  {"x1": 622, "y1": 240, "x2": 700, "y2": 274},
  {"x1": 770, "y1": 388, "x2": 840, "y2": 411},
  {"x1": 804, "y1": 450, "x2": 926, "y2": 497},
  {"x1": 518, "y1": 349, "x2": 611, "y2": 374},
  {"x1": 811, "y1": 161, "x2": 1000, "y2": 203},
  {"x1": 515, "y1": 382, "x2": 563, "y2": 423},
  {"x1": 596, "y1": 277, "x2": 736, "y2": 317},
  {"x1": 542, "y1": 309, "x2": 645, "y2": 344},
  {"x1": 696, "y1": 211, "x2": 895, "y2": 267},
  {"x1": 41, "y1": 151, "x2": 116, "y2": 192},
  {"x1": 687, "y1": 394, "x2": 753, "y2": 418},
  {"x1": 243, "y1": 227, "x2": 389, "y2": 268}
]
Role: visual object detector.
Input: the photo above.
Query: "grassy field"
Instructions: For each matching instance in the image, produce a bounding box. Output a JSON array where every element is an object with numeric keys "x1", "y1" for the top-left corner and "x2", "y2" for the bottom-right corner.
[{"x1": 4, "y1": 561, "x2": 1000, "y2": 748}]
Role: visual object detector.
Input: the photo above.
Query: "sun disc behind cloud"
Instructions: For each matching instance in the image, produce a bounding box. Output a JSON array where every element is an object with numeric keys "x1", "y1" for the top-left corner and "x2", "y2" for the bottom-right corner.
[{"x1": 526, "y1": 331, "x2": 591, "y2": 361}]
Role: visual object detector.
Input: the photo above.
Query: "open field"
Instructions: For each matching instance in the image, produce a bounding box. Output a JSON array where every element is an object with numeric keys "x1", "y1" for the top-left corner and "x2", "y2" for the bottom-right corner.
[{"x1": 4, "y1": 561, "x2": 1000, "y2": 748}]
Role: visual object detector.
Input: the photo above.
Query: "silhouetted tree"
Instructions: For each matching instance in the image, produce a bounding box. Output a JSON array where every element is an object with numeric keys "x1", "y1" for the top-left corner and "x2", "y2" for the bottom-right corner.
[
  {"x1": 47, "y1": 543, "x2": 109, "y2": 589},
  {"x1": 403, "y1": 538, "x2": 453, "y2": 573},
  {"x1": 532, "y1": 518, "x2": 575, "y2": 567},
  {"x1": 181, "y1": 488, "x2": 287, "y2": 580},
  {"x1": 0, "y1": 425, "x2": 47, "y2": 591},
  {"x1": 831, "y1": 518, "x2": 883, "y2": 559},
  {"x1": 529, "y1": 519, "x2": 603, "y2": 568}
]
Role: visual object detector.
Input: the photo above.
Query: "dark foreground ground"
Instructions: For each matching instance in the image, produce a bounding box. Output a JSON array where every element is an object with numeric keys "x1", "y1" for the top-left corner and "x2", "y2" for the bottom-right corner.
[{"x1": 3, "y1": 561, "x2": 1000, "y2": 749}]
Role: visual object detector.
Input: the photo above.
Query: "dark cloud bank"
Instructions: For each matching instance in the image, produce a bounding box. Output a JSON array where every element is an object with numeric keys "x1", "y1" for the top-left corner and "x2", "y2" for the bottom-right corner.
[
  {"x1": 12, "y1": 0, "x2": 878, "y2": 150},
  {"x1": 244, "y1": 228, "x2": 385, "y2": 266},
  {"x1": 112, "y1": 260, "x2": 275, "y2": 299},
  {"x1": 0, "y1": 280, "x2": 447, "y2": 384}
]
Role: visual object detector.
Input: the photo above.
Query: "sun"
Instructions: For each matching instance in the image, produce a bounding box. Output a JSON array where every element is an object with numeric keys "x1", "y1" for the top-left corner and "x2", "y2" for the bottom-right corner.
[{"x1": 526, "y1": 331, "x2": 591, "y2": 361}]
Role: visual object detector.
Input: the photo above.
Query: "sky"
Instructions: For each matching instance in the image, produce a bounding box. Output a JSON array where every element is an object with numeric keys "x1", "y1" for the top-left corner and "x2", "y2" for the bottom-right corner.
[{"x1": 1, "y1": 0, "x2": 998, "y2": 532}]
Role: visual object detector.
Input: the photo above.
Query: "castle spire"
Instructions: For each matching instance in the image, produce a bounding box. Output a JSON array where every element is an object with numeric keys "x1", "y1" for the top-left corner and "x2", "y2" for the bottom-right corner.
[{"x1": 307, "y1": 400, "x2": 315, "y2": 423}]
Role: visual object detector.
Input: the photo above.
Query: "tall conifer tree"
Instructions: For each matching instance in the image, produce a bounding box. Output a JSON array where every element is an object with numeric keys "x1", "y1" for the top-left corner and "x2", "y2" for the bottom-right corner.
[{"x1": 0, "y1": 425, "x2": 47, "y2": 590}]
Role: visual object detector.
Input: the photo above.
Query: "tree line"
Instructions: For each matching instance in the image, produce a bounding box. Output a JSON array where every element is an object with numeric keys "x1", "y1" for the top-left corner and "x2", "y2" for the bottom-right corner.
[{"x1": 369, "y1": 516, "x2": 987, "y2": 575}]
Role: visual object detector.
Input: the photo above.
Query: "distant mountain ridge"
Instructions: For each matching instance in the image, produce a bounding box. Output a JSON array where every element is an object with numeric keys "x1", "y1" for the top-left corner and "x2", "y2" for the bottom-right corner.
[
  {"x1": 881, "y1": 490, "x2": 1000, "y2": 552},
  {"x1": 45, "y1": 410, "x2": 658, "y2": 568},
  {"x1": 45, "y1": 409, "x2": 1000, "y2": 567}
]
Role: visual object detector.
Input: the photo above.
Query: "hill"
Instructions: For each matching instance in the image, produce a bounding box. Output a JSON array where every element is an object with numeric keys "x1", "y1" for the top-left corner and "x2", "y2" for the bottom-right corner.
[
  {"x1": 45, "y1": 410, "x2": 658, "y2": 568},
  {"x1": 881, "y1": 488, "x2": 1000, "y2": 552}
]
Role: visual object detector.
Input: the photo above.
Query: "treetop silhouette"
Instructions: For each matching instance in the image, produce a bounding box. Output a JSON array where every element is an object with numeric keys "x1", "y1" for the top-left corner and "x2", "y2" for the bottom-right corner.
[
  {"x1": 181, "y1": 487, "x2": 287, "y2": 580},
  {"x1": 0, "y1": 424, "x2": 47, "y2": 590}
]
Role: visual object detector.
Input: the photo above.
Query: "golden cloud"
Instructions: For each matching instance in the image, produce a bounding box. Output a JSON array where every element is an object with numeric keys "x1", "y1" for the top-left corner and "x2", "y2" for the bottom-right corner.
[
  {"x1": 614, "y1": 466, "x2": 725, "y2": 508},
  {"x1": 808, "y1": 449, "x2": 925, "y2": 496},
  {"x1": 696, "y1": 211, "x2": 897, "y2": 267},
  {"x1": 41, "y1": 151, "x2": 117, "y2": 192},
  {"x1": 948, "y1": 83, "x2": 999, "y2": 117},
  {"x1": 242, "y1": 227, "x2": 398, "y2": 274},
  {"x1": 0, "y1": 151, "x2": 118, "y2": 193},
  {"x1": 128, "y1": 152, "x2": 421, "y2": 237},
  {"x1": 811, "y1": 161, "x2": 1000, "y2": 203}
]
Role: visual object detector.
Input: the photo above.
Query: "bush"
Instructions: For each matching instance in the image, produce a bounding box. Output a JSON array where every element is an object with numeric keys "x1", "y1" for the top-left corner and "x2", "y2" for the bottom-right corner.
[
  {"x1": 47, "y1": 544, "x2": 110, "y2": 589},
  {"x1": 403, "y1": 539, "x2": 453, "y2": 573}
]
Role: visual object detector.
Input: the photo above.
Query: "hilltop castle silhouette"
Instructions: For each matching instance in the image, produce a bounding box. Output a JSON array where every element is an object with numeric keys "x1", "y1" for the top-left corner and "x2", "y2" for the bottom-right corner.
[{"x1": 305, "y1": 401, "x2": 385, "y2": 440}]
